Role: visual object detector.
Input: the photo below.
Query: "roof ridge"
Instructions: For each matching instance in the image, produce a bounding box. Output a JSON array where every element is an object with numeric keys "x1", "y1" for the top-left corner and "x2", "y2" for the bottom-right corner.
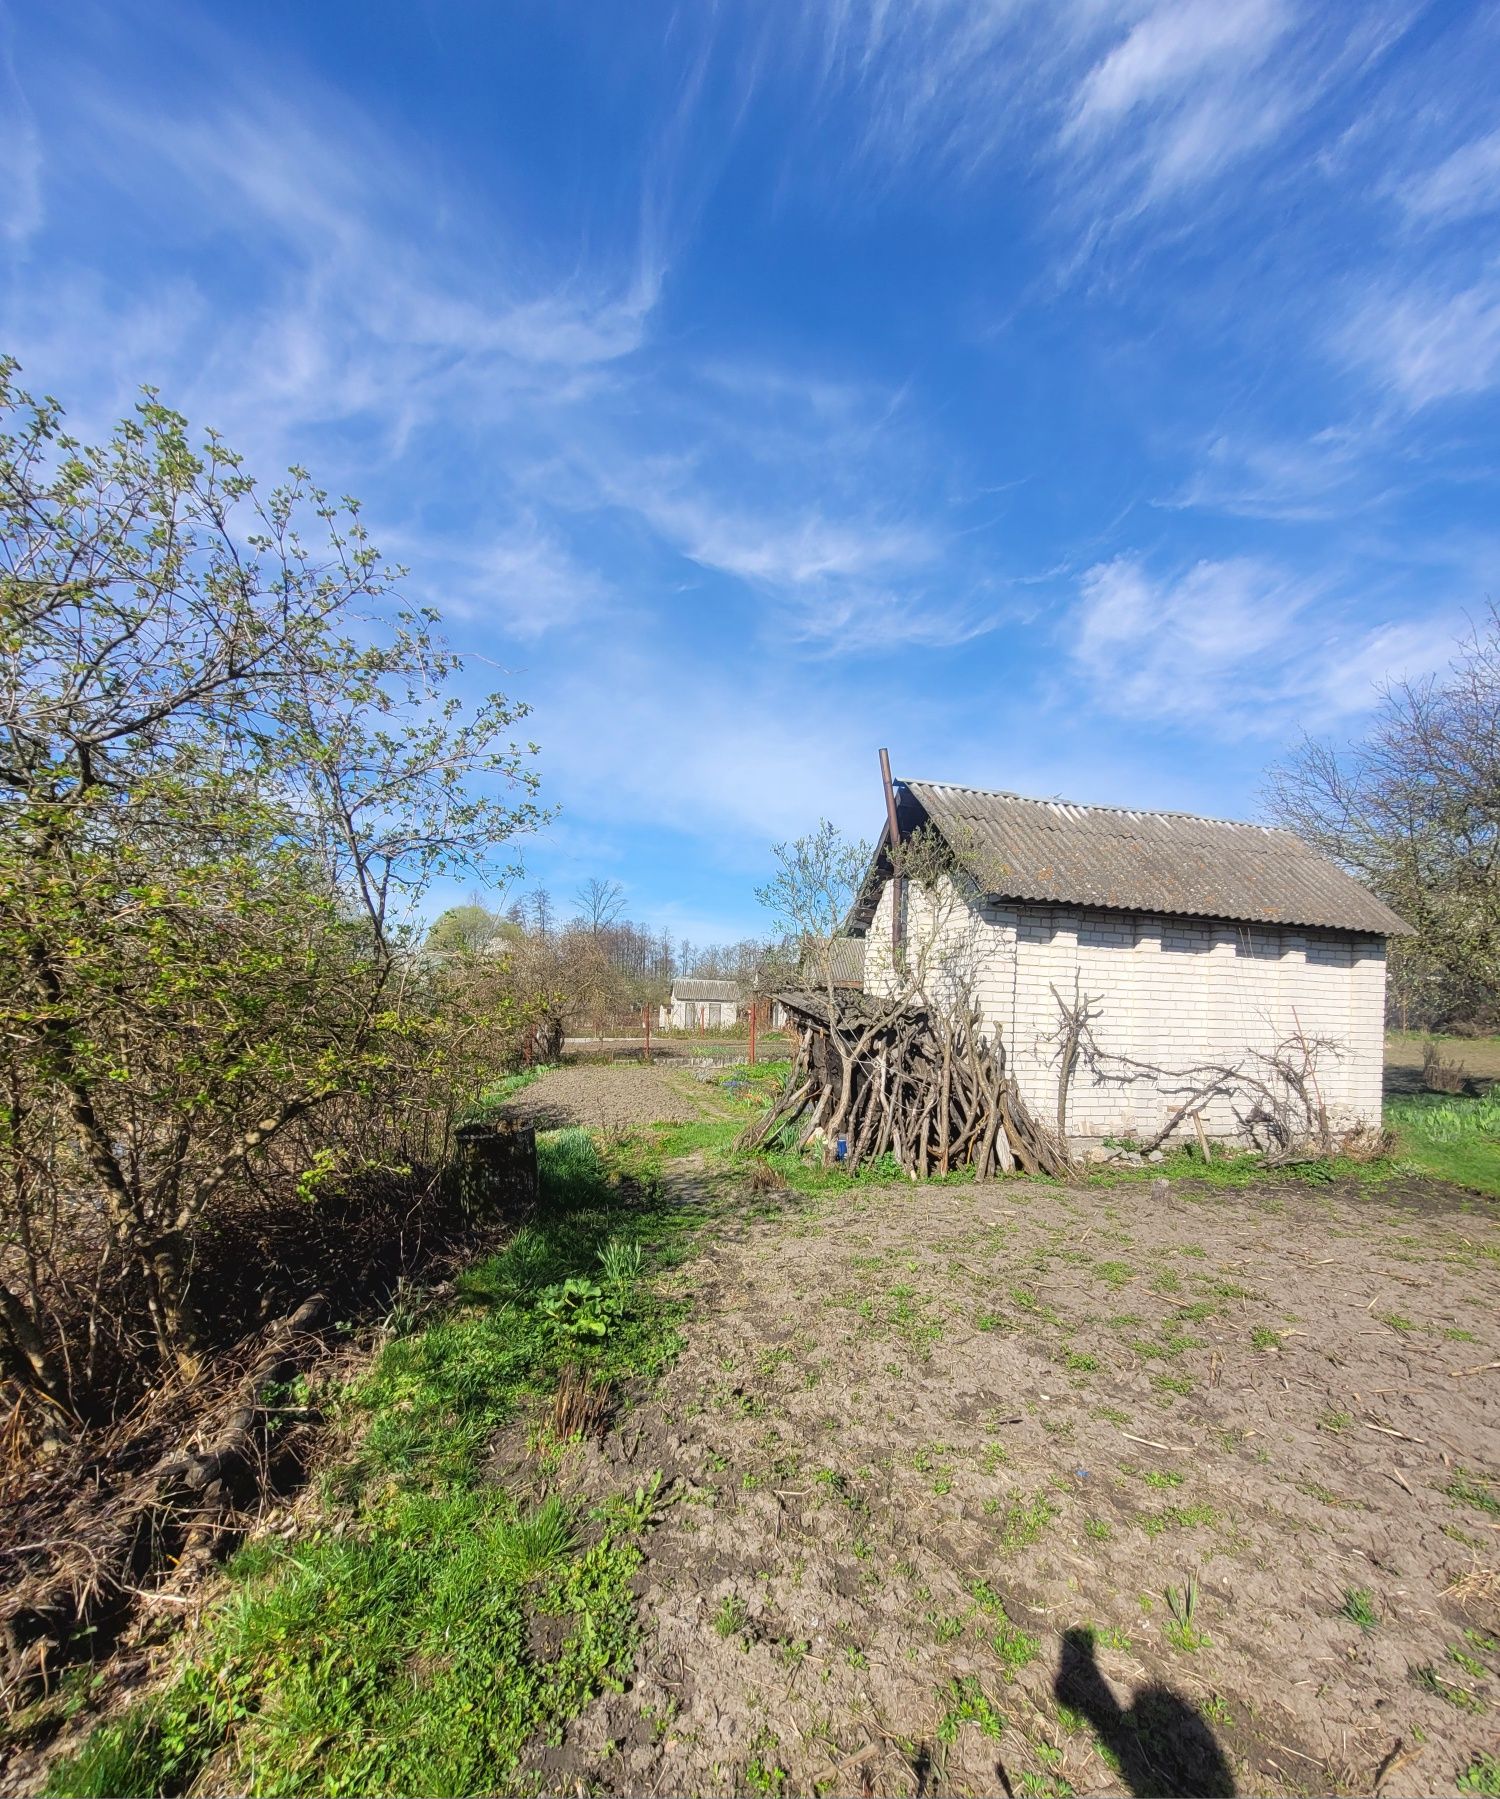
[{"x1": 898, "y1": 776, "x2": 1297, "y2": 838}]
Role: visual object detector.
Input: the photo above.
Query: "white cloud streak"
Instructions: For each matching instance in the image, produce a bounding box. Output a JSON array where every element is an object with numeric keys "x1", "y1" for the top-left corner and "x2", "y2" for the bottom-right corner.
[
  {"x1": 1071, "y1": 555, "x2": 1443, "y2": 733},
  {"x1": 1340, "y1": 270, "x2": 1500, "y2": 408},
  {"x1": 0, "y1": 30, "x2": 42, "y2": 248},
  {"x1": 1396, "y1": 127, "x2": 1500, "y2": 227}
]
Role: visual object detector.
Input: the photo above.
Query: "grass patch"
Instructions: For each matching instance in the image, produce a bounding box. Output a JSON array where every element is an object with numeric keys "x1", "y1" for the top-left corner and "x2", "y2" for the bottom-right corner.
[
  {"x1": 936, "y1": 1676, "x2": 1006, "y2": 1744},
  {"x1": 1446, "y1": 1469, "x2": 1500, "y2": 1519},
  {"x1": 1142, "y1": 1503, "x2": 1218, "y2": 1539},
  {"x1": 987, "y1": 1491, "x2": 1058, "y2": 1549},
  {"x1": 1412, "y1": 1663, "x2": 1487, "y2": 1714},
  {"x1": 1163, "y1": 1576, "x2": 1210, "y2": 1653},
  {"x1": 1340, "y1": 1587, "x2": 1378, "y2": 1631},
  {"x1": 1385, "y1": 1089, "x2": 1500, "y2": 1194},
  {"x1": 49, "y1": 1128, "x2": 695, "y2": 1799},
  {"x1": 619, "y1": 1066, "x2": 983, "y2": 1198},
  {"x1": 469, "y1": 1062, "x2": 556, "y2": 1116},
  {"x1": 714, "y1": 1594, "x2": 751, "y2": 1642},
  {"x1": 1459, "y1": 1752, "x2": 1500, "y2": 1795},
  {"x1": 970, "y1": 1582, "x2": 1041, "y2": 1675}
]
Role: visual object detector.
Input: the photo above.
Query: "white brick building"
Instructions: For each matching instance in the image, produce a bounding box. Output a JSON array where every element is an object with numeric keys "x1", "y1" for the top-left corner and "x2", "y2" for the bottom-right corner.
[
  {"x1": 660, "y1": 978, "x2": 743, "y2": 1031},
  {"x1": 853, "y1": 778, "x2": 1408, "y2": 1144}
]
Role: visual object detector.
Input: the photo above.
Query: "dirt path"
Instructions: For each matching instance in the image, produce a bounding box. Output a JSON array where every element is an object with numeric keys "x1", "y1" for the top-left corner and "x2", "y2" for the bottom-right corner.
[
  {"x1": 547, "y1": 1168, "x2": 1498, "y2": 1797},
  {"x1": 496, "y1": 1063, "x2": 713, "y2": 1132}
]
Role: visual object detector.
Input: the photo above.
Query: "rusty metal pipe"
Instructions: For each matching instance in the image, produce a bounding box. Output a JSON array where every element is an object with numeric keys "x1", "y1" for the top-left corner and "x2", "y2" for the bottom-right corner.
[{"x1": 879, "y1": 747, "x2": 902, "y2": 968}]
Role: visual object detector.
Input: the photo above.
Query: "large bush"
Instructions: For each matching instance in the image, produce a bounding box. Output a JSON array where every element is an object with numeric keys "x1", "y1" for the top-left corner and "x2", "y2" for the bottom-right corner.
[{"x1": 0, "y1": 359, "x2": 540, "y2": 1420}]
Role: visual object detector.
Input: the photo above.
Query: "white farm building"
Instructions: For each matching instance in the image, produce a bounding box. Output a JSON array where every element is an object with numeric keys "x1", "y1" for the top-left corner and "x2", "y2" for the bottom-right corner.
[
  {"x1": 849, "y1": 777, "x2": 1409, "y2": 1146},
  {"x1": 660, "y1": 978, "x2": 743, "y2": 1031}
]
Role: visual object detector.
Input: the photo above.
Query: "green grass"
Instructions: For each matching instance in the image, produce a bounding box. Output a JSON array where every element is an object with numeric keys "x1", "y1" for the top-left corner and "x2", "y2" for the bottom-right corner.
[
  {"x1": 1087, "y1": 1141, "x2": 1399, "y2": 1192},
  {"x1": 1082, "y1": 1076, "x2": 1500, "y2": 1194},
  {"x1": 48, "y1": 1128, "x2": 697, "y2": 1799},
  {"x1": 970, "y1": 1582, "x2": 1041, "y2": 1674},
  {"x1": 468, "y1": 1062, "x2": 556, "y2": 1116},
  {"x1": 1141, "y1": 1503, "x2": 1218, "y2": 1539},
  {"x1": 1412, "y1": 1663, "x2": 1487, "y2": 1714},
  {"x1": 1446, "y1": 1468, "x2": 1500, "y2": 1519},
  {"x1": 1458, "y1": 1751, "x2": 1500, "y2": 1795},
  {"x1": 1162, "y1": 1576, "x2": 1210, "y2": 1653},
  {"x1": 714, "y1": 1594, "x2": 751, "y2": 1641},
  {"x1": 1340, "y1": 1586, "x2": 1378, "y2": 1631},
  {"x1": 936, "y1": 1675, "x2": 1006, "y2": 1744},
  {"x1": 1384, "y1": 1089, "x2": 1500, "y2": 1194},
  {"x1": 987, "y1": 1490, "x2": 1058, "y2": 1549},
  {"x1": 616, "y1": 1066, "x2": 983, "y2": 1198}
]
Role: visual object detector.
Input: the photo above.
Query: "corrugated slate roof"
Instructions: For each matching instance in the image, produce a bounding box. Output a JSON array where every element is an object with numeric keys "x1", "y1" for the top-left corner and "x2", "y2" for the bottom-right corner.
[
  {"x1": 797, "y1": 937, "x2": 867, "y2": 987},
  {"x1": 671, "y1": 978, "x2": 743, "y2": 1002},
  {"x1": 895, "y1": 779, "x2": 1410, "y2": 936}
]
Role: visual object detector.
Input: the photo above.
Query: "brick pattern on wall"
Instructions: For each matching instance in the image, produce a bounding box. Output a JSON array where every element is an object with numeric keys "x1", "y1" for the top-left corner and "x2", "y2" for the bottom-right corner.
[{"x1": 864, "y1": 879, "x2": 1386, "y2": 1139}]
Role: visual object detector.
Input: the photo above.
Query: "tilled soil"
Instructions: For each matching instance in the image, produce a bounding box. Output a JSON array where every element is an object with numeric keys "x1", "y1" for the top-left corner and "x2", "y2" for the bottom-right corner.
[
  {"x1": 497, "y1": 1064, "x2": 717, "y2": 1132},
  {"x1": 541, "y1": 1170, "x2": 1499, "y2": 1797}
]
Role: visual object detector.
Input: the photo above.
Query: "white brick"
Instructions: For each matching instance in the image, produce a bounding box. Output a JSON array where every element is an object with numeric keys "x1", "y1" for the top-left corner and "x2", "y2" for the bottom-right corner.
[{"x1": 862, "y1": 879, "x2": 1386, "y2": 1139}]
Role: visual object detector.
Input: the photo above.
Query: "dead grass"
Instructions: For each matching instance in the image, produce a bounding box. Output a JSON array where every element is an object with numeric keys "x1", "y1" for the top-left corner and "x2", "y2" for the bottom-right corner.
[{"x1": 1387, "y1": 1032, "x2": 1500, "y2": 1095}]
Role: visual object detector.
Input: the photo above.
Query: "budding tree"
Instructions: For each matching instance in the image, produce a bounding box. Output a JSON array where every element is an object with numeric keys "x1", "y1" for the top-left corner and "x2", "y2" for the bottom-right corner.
[{"x1": 0, "y1": 359, "x2": 541, "y2": 1411}]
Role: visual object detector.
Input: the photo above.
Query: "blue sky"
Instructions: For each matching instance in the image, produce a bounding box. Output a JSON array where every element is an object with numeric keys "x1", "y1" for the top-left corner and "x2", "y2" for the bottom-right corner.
[{"x1": 3, "y1": 1, "x2": 1498, "y2": 944}]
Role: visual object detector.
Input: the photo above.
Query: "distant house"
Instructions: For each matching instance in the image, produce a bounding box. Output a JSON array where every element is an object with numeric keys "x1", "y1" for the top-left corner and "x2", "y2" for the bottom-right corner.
[
  {"x1": 848, "y1": 776, "x2": 1408, "y2": 1143},
  {"x1": 661, "y1": 978, "x2": 743, "y2": 1031}
]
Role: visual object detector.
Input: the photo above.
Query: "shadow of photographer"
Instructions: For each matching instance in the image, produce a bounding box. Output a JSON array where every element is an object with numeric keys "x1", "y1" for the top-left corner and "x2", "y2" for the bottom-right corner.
[{"x1": 1053, "y1": 1626, "x2": 1236, "y2": 1797}]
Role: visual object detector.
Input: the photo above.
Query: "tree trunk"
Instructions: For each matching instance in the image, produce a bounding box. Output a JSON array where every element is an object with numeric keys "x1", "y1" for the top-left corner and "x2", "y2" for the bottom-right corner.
[{"x1": 0, "y1": 1277, "x2": 73, "y2": 1416}]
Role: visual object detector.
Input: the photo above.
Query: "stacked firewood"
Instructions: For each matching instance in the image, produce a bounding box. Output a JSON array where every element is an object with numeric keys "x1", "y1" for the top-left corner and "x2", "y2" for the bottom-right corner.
[{"x1": 739, "y1": 989, "x2": 1074, "y2": 1180}]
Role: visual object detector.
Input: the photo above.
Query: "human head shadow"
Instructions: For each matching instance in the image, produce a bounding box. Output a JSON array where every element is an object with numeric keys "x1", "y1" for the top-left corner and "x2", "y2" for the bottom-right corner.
[{"x1": 1054, "y1": 1627, "x2": 1236, "y2": 1797}]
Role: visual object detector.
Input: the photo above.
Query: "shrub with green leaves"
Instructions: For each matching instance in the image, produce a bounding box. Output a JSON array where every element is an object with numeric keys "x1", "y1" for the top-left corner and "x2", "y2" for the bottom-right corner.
[{"x1": 0, "y1": 360, "x2": 542, "y2": 1417}]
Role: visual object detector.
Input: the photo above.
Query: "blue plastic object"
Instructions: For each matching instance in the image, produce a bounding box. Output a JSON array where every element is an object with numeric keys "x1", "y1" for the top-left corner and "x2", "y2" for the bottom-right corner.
[{"x1": 835, "y1": 1135, "x2": 848, "y2": 1160}]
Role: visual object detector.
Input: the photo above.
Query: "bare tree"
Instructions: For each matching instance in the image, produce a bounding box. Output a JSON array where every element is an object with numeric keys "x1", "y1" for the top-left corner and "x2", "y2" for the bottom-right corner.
[
  {"x1": 1047, "y1": 972, "x2": 1104, "y2": 1145},
  {"x1": 1267, "y1": 605, "x2": 1500, "y2": 1026},
  {"x1": 574, "y1": 876, "x2": 626, "y2": 935},
  {"x1": 1051, "y1": 983, "x2": 1356, "y2": 1162},
  {"x1": 526, "y1": 887, "x2": 555, "y2": 939}
]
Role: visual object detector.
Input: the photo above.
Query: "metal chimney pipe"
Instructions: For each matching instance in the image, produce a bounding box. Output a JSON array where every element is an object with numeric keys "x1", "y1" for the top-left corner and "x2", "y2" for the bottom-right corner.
[{"x1": 879, "y1": 747, "x2": 902, "y2": 966}]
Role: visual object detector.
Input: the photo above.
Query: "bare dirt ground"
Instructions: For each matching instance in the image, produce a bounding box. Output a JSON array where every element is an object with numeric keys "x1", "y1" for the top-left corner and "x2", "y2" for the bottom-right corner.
[
  {"x1": 497, "y1": 1063, "x2": 728, "y2": 1131},
  {"x1": 536, "y1": 1166, "x2": 1498, "y2": 1797}
]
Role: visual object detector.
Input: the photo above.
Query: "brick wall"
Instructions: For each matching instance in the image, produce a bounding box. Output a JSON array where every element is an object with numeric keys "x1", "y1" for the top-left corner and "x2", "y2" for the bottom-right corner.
[{"x1": 864, "y1": 878, "x2": 1386, "y2": 1139}]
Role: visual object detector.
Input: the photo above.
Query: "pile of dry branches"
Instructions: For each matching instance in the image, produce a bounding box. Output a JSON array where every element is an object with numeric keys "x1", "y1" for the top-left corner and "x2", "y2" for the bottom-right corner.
[{"x1": 740, "y1": 989, "x2": 1074, "y2": 1179}]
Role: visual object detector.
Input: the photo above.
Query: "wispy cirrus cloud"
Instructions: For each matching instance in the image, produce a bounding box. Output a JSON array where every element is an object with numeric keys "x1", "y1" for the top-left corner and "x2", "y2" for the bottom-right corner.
[
  {"x1": 802, "y1": 0, "x2": 1413, "y2": 244},
  {"x1": 1339, "y1": 269, "x2": 1500, "y2": 409},
  {"x1": 611, "y1": 484, "x2": 998, "y2": 651},
  {"x1": 4, "y1": 53, "x2": 662, "y2": 465},
  {"x1": 0, "y1": 105, "x2": 40, "y2": 248},
  {"x1": 1394, "y1": 127, "x2": 1500, "y2": 227},
  {"x1": 1163, "y1": 425, "x2": 1378, "y2": 521},
  {"x1": 1070, "y1": 554, "x2": 1442, "y2": 732},
  {"x1": 1060, "y1": 0, "x2": 1297, "y2": 205}
]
